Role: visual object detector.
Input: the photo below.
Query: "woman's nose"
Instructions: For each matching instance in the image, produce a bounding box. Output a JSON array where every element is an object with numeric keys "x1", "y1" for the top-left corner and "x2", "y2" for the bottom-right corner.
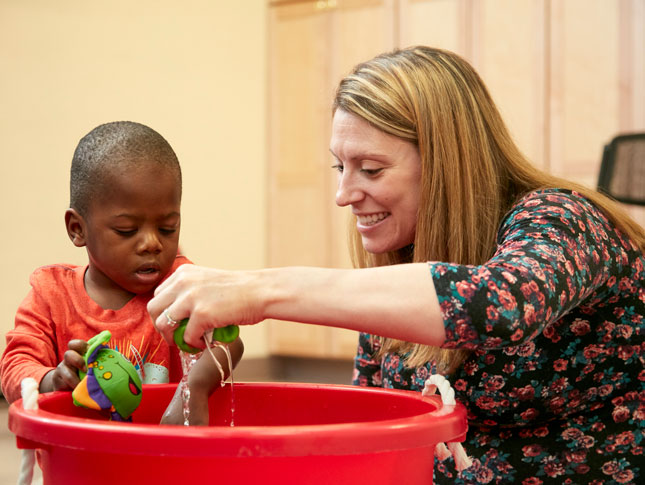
[{"x1": 335, "y1": 173, "x2": 363, "y2": 207}]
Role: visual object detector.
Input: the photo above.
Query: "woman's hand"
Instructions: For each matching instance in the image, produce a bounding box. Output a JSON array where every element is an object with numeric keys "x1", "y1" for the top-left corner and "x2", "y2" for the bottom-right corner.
[
  {"x1": 148, "y1": 264, "x2": 266, "y2": 349},
  {"x1": 39, "y1": 339, "x2": 88, "y2": 393}
]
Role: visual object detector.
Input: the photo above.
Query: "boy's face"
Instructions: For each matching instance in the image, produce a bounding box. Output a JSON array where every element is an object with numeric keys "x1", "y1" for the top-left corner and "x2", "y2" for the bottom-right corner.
[{"x1": 72, "y1": 159, "x2": 181, "y2": 302}]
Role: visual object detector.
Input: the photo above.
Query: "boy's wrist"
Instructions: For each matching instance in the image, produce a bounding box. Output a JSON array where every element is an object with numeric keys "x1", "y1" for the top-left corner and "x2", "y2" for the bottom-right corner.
[
  {"x1": 187, "y1": 383, "x2": 214, "y2": 399},
  {"x1": 39, "y1": 369, "x2": 55, "y2": 393}
]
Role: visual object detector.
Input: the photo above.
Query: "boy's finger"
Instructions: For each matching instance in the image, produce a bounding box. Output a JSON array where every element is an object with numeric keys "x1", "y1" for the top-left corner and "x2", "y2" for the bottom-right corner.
[
  {"x1": 68, "y1": 339, "x2": 88, "y2": 354},
  {"x1": 63, "y1": 369, "x2": 81, "y2": 389},
  {"x1": 53, "y1": 364, "x2": 80, "y2": 391},
  {"x1": 63, "y1": 349, "x2": 86, "y2": 372}
]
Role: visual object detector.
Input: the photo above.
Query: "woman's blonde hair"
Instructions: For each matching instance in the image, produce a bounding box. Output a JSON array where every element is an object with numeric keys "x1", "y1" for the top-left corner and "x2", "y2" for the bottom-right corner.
[{"x1": 333, "y1": 46, "x2": 645, "y2": 373}]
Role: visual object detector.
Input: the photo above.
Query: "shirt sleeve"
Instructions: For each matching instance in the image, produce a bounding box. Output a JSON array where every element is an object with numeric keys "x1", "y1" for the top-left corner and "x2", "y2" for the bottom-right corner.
[
  {"x1": 352, "y1": 332, "x2": 383, "y2": 388},
  {"x1": 430, "y1": 190, "x2": 628, "y2": 350},
  {"x1": 1, "y1": 284, "x2": 59, "y2": 403}
]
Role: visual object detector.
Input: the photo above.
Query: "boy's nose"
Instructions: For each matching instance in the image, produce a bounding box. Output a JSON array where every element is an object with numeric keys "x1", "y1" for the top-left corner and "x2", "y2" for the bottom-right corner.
[{"x1": 138, "y1": 231, "x2": 162, "y2": 254}]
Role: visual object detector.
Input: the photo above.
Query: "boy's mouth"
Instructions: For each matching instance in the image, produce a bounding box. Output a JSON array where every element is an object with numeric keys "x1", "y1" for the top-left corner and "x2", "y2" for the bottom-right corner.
[
  {"x1": 135, "y1": 263, "x2": 161, "y2": 277},
  {"x1": 134, "y1": 265, "x2": 162, "y2": 286}
]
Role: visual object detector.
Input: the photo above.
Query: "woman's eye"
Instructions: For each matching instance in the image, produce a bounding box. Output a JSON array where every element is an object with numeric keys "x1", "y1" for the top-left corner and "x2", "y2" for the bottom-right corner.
[
  {"x1": 331, "y1": 164, "x2": 344, "y2": 173},
  {"x1": 361, "y1": 168, "x2": 382, "y2": 176}
]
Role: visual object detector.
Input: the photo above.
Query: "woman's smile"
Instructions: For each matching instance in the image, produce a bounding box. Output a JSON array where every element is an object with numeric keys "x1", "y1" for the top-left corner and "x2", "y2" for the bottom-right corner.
[{"x1": 356, "y1": 211, "x2": 390, "y2": 227}]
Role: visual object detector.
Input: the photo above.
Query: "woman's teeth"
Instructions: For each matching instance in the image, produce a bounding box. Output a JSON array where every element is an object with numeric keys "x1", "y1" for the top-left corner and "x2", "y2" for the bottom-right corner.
[{"x1": 358, "y1": 212, "x2": 388, "y2": 226}]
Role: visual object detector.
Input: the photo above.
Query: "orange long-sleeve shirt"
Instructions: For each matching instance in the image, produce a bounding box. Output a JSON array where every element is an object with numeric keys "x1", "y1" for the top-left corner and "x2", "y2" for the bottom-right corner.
[{"x1": 1, "y1": 255, "x2": 190, "y2": 403}]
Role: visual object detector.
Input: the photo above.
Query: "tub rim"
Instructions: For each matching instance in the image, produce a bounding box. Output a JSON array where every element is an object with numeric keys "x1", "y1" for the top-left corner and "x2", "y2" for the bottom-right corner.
[{"x1": 9, "y1": 381, "x2": 468, "y2": 458}]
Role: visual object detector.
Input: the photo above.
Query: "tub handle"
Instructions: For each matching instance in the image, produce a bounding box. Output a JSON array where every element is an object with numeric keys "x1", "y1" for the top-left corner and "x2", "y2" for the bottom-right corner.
[
  {"x1": 18, "y1": 377, "x2": 39, "y2": 485},
  {"x1": 422, "y1": 375, "x2": 472, "y2": 471},
  {"x1": 422, "y1": 374, "x2": 456, "y2": 404}
]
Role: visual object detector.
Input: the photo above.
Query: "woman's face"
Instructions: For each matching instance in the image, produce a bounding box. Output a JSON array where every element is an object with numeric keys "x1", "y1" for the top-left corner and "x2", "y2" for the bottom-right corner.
[{"x1": 330, "y1": 109, "x2": 422, "y2": 254}]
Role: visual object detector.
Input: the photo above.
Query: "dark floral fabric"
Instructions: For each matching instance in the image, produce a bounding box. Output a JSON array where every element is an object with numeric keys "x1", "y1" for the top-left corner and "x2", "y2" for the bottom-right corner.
[{"x1": 353, "y1": 189, "x2": 644, "y2": 484}]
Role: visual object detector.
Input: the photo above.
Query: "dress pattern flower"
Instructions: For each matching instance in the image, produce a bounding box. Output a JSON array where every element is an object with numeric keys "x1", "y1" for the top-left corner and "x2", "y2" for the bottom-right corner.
[{"x1": 353, "y1": 190, "x2": 644, "y2": 484}]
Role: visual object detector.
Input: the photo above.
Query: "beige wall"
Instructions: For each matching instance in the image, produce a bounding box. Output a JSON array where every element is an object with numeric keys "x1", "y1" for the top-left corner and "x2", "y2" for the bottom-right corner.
[
  {"x1": 2, "y1": 1, "x2": 644, "y2": 366},
  {"x1": 0, "y1": 1, "x2": 270, "y2": 358}
]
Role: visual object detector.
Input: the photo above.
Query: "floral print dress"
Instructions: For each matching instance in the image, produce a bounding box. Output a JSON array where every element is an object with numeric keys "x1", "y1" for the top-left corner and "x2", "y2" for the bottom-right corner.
[{"x1": 353, "y1": 189, "x2": 644, "y2": 484}]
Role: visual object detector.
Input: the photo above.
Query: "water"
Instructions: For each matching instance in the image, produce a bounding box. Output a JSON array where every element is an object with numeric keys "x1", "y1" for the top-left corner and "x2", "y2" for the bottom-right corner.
[
  {"x1": 218, "y1": 343, "x2": 235, "y2": 427},
  {"x1": 179, "y1": 342, "x2": 235, "y2": 427},
  {"x1": 207, "y1": 342, "x2": 235, "y2": 427},
  {"x1": 179, "y1": 351, "x2": 200, "y2": 426}
]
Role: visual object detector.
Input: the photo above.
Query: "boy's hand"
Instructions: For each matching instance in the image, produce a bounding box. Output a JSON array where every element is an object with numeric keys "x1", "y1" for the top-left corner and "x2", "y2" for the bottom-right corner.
[
  {"x1": 39, "y1": 339, "x2": 88, "y2": 393},
  {"x1": 160, "y1": 351, "x2": 219, "y2": 426},
  {"x1": 161, "y1": 338, "x2": 244, "y2": 426}
]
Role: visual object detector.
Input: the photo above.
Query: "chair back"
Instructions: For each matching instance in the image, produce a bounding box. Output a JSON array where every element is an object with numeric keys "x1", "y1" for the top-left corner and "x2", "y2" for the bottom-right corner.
[{"x1": 597, "y1": 133, "x2": 645, "y2": 206}]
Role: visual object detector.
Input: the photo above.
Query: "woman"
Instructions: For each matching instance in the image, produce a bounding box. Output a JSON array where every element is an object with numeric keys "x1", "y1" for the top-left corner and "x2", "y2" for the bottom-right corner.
[{"x1": 149, "y1": 46, "x2": 643, "y2": 483}]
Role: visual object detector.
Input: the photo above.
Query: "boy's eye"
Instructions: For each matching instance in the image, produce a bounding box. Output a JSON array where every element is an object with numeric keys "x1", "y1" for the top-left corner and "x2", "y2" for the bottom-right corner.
[
  {"x1": 159, "y1": 228, "x2": 177, "y2": 235},
  {"x1": 114, "y1": 229, "x2": 136, "y2": 236},
  {"x1": 331, "y1": 164, "x2": 343, "y2": 173}
]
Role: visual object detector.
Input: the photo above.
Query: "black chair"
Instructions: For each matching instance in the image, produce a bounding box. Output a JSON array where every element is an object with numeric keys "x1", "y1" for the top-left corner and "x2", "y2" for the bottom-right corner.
[{"x1": 597, "y1": 133, "x2": 645, "y2": 206}]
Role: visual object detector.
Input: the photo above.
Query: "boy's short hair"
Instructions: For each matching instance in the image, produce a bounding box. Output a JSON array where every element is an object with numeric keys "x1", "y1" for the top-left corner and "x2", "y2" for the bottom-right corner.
[{"x1": 70, "y1": 121, "x2": 182, "y2": 216}]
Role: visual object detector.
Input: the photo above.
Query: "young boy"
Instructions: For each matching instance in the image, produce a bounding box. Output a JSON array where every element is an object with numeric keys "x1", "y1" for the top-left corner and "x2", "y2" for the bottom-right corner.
[{"x1": 1, "y1": 121, "x2": 243, "y2": 425}]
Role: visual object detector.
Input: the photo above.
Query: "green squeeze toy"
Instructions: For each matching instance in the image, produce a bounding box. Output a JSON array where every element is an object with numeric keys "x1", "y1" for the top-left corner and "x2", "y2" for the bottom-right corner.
[
  {"x1": 72, "y1": 330, "x2": 143, "y2": 421},
  {"x1": 173, "y1": 319, "x2": 239, "y2": 353}
]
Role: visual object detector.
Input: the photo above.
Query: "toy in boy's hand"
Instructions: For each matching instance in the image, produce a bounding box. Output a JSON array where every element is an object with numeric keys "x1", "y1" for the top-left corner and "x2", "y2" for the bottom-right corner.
[
  {"x1": 72, "y1": 330, "x2": 142, "y2": 422},
  {"x1": 173, "y1": 318, "x2": 239, "y2": 354}
]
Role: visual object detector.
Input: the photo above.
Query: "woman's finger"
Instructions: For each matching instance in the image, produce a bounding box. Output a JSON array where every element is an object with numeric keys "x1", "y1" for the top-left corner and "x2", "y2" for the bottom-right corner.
[
  {"x1": 148, "y1": 263, "x2": 196, "y2": 322},
  {"x1": 153, "y1": 263, "x2": 185, "y2": 298},
  {"x1": 153, "y1": 305, "x2": 182, "y2": 345},
  {"x1": 181, "y1": 311, "x2": 214, "y2": 348},
  {"x1": 148, "y1": 278, "x2": 178, "y2": 323}
]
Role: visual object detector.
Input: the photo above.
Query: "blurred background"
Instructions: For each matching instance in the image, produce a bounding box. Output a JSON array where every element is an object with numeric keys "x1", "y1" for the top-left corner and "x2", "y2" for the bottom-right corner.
[
  {"x1": 1, "y1": 0, "x2": 644, "y2": 395},
  {"x1": 0, "y1": 0, "x2": 644, "y2": 482}
]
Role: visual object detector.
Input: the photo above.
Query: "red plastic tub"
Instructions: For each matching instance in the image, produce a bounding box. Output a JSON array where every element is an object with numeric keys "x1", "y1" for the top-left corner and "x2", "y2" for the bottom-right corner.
[{"x1": 9, "y1": 382, "x2": 467, "y2": 484}]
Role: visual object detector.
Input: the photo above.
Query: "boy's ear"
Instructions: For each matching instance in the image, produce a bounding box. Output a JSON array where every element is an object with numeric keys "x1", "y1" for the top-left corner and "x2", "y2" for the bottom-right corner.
[{"x1": 65, "y1": 208, "x2": 87, "y2": 247}]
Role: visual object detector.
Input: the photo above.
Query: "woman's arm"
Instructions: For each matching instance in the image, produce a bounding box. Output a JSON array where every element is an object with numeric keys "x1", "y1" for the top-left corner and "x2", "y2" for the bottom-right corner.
[{"x1": 148, "y1": 263, "x2": 446, "y2": 350}]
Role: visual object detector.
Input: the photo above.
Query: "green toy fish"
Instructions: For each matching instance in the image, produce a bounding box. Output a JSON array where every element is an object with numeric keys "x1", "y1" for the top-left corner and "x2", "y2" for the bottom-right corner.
[{"x1": 72, "y1": 330, "x2": 143, "y2": 422}]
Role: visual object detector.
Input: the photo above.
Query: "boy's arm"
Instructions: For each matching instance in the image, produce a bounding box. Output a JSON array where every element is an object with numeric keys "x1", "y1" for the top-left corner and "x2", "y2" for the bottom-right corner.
[
  {"x1": 161, "y1": 337, "x2": 244, "y2": 425},
  {"x1": 1, "y1": 288, "x2": 60, "y2": 403}
]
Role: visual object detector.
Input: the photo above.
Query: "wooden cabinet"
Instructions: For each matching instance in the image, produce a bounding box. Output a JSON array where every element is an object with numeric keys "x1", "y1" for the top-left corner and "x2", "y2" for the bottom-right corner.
[
  {"x1": 267, "y1": 0, "x2": 396, "y2": 358},
  {"x1": 399, "y1": 0, "x2": 645, "y2": 184},
  {"x1": 267, "y1": 0, "x2": 645, "y2": 358}
]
